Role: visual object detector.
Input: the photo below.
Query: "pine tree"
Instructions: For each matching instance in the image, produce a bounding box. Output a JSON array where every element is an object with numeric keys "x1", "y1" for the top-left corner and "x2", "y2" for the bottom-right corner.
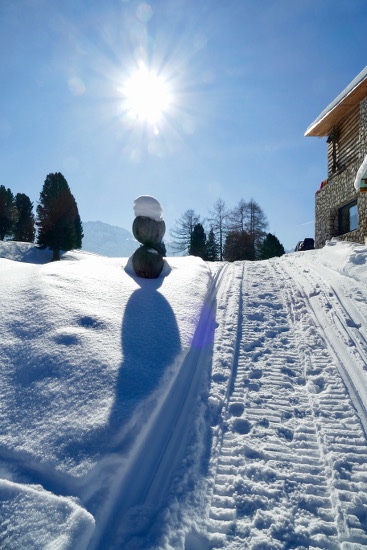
[
  {"x1": 189, "y1": 223, "x2": 207, "y2": 259},
  {"x1": 0, "y1": 185, "x2": 16, "y2": 240},
  {"x1": 223, "y1": 230, "x2": 252, "y2": 261},
  {"x1": 153, "y1": 240, "x2": 167, "y2": 256},
  {"x1": 74, "y1": 212, "x2": 83, "y2": 250},
  {"x1": 259, "y1": 233, "x2": 285, "y2": 260},
  {"x1": 13, "y1": 193, "x2": 35, "y2": 242},
  {"x1": 206, "y1": 227, "x2": 219, "y2": 261},
  {"x1": 36, "y1": 172, "x2": 83, "y2": 261}
]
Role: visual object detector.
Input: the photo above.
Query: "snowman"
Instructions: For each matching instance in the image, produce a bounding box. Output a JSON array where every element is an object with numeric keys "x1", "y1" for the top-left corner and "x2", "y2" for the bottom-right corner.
[{"x1": 132, "y1": 196, "x2": 166, "y2": 278}]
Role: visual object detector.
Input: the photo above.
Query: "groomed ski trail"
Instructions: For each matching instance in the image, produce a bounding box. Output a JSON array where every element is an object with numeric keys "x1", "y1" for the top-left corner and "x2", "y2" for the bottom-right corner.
[
  {"x1": 86, "y1": 264, "x2": 230, "y2": 549},
  {"x1": 202, "y1": 257, "x2": 367, "y2": 549}
]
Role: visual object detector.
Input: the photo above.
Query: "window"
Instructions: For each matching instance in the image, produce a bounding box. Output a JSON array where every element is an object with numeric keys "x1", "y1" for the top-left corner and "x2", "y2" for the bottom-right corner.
[{"x1": 338, "y1": 200, "x2": 358, "y2": 235}]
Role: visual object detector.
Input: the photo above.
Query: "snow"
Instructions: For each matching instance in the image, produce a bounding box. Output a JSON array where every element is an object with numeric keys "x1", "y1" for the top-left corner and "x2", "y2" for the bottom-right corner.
[
  {"x1": 0, "y1": 479, "x2": 94, "y2": 549},
  {"x1": 1, "y1": 239, "x2": 367, "y2": 549},
  {"x1": 354, "y1": 153, "x2": 367, "y2": 191},
  {"x1": 133, "y1": 195, "x2": 163, "y2": 222}
]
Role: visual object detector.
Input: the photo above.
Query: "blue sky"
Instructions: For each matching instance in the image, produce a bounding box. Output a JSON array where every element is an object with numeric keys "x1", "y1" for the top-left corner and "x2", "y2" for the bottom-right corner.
[{"x1": 1, "y1": 0, "x2": 367, "y2": 251}]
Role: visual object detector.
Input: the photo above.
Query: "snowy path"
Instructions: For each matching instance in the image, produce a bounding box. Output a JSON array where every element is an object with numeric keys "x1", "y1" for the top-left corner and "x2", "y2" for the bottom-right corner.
[
  {"x1": 288, "y1": 256, "x2": 367, "y2": 430},
  {"x1": 201, "y1": 257, "x2": 367, "y2": 549},
  {"x1": 85, "y1": 264, "x2": 229, "y2": 549}
]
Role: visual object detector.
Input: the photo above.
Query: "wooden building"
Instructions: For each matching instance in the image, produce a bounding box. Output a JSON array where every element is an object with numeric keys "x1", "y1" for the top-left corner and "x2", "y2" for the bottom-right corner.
[{"x1": 305, "y1": 67, "x2": 367, "y2": 248}]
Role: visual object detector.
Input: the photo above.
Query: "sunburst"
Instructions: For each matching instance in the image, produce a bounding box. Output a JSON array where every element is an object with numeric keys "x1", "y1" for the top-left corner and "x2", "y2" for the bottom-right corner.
[{"x1": 122, "y1": 66, "x2": 172, "y2": 132}]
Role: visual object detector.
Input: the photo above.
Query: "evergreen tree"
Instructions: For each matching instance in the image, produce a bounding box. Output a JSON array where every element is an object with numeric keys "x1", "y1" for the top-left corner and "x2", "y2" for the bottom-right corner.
[
  {"x1": 13, "y1": 193, "x2": 35, "y2": 242},
  {"x1": 189, "y1": 223, "x2": 207, "y2": 259},
  {"x1": 223, "y1": 230, "x2": 252, "y2": 262},
  {"x1": 206, "y1": 227, "x2": 219, "y2": 261},
  {"x1": 170, "y1": 209, "x2": 200, "y2": 255},
  {"x1": 153, "y1": 240, "x2": 167, "y2": 256},
  {"x1": 36, "y1": 172, "x2": 83, "y2": 261},
  {"x1": 259, "y1": 233, "x2": 285, "y2": 260},
  {"x1": 0, "y1": 185, "x2": 16, "y2": 240}
]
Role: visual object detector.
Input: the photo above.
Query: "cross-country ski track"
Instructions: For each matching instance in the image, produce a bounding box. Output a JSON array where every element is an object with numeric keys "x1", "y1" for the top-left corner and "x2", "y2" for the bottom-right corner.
[
  {"x1": 88, "y1": 243, "x2": 367, "y2": 549},
  {"x1": 1, "y1": 239, "x2": 367, "y2": 549}
]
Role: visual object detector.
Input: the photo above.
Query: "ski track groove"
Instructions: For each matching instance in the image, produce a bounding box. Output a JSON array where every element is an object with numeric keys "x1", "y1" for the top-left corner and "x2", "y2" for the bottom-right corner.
[
  {"x1": 203, "y1": 263, "x2": 246, "y2": 526},
  {"x1": 274, "y1": 258, "x2": 367, "y2": 548},
  {"x1": 86, "y1": 262, "x2": 231, "y2": 549},
  {"x1": 205, "y1": 259, "x2": 367, "y2": 549},
  {"x1": 291, "y1": 256, "x2": 367, "y2": 432}
]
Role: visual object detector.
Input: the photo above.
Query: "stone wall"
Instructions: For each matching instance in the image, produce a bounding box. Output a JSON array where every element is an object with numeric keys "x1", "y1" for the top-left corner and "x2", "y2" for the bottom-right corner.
[{"x1": 314, "y1": 98, "x2": 367, "y2": 248}]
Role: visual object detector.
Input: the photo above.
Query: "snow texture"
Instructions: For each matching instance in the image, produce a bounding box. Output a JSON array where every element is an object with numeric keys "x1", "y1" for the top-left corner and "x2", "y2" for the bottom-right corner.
[
  {"x1": 1, "y1": 239, "x2": 367, "y2": 549},
  {"x1": 133, "y1": 195, "x2": 163, "y2": 222}
]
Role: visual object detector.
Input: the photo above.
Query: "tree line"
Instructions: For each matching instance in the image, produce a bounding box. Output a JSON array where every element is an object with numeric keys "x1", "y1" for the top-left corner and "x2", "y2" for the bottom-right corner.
[
  {"x1": 170, "y1": 198, "x2": 285, "y2": 261},
  {"x1": 0, "y1": 172, "x2": 83, "y2": 261}
]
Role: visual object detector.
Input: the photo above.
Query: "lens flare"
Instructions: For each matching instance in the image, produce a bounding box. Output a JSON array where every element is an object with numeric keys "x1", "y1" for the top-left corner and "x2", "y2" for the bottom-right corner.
[{"x1": 122, "y1": 67, "x2": 172, "y2": 126}]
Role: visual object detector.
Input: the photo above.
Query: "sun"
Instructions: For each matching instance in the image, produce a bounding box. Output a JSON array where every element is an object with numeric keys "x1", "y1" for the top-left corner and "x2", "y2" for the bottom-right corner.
[{"x1": 122, "y1": 66, "x2": 172, "y2": 130}]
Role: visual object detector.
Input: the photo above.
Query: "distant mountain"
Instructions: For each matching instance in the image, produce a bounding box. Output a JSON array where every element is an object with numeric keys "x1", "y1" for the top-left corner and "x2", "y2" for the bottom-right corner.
[
  {"x1": 82, "y1": 221, "x2": 179, "y2": 257},
  {"x1": 82, "y1": 221, "x2": 138, "y2": 257}
]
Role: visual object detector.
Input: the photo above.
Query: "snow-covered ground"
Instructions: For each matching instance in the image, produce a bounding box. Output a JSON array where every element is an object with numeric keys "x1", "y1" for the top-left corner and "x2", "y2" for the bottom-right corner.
[{"x1": 1, "y1": 239, "x2": 367, "y2": 549}]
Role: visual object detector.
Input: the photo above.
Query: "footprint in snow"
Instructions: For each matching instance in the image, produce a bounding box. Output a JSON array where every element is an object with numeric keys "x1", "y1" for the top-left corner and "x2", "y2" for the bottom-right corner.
[
  {"x1": 233, "y1": 418, "x2": 252, "y2": 435},
  {"x1": 312, "y1": 376, "x2": 326, "y2": 393},
  {"x1": 257, "y1": 417, "x2": 270, "y2": 428},
  {"x1": 249, "y1": 368, "x2": 263, "y2": 379},
  {"x1": 277, "y1": 426, "x2": 294, "y2": 441},
  {"x1": 346, "y1": 318, "x2": 362, "y2": 329},
  {"x1": 243, "y1": 444, "x2": 263, "y2": 460},
  {"x1": 229, "y1": 403, "x2": 245, "y2": 417},
  {"x1": 54, "y1": 332, "x2": 79, "y2": 346},
  {"x1": 281, "y1": 366, "x2": 297, "y2": 377},
  {"x1": 78, "y1": 315, "x2": 106, "y2": 329},
  {"x1": 243, "y1": 379, "x2": 261, "y2": 391},
  {"x1": 281, "y1": 410, "x2": 293, "y2": 421}
]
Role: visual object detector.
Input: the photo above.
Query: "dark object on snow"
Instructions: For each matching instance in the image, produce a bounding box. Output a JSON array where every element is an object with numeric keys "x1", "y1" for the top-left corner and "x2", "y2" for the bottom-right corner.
[
  {"x1": 132, "y1": 216, "x2": 166, "y2": 247},
  {"x1": 131, "y1": 202, "x2": 166, "y2": 279},
  {"x1": 132, "y1": 245, "x2": 164, "y2": 279},
  {"x1": 295, "y1": 238, "x2": 315, "y2": 252}
]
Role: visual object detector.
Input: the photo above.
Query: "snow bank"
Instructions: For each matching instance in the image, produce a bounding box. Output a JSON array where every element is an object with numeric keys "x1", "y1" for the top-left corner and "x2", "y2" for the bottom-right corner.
[
  {"x1": 0, "y1": 241, "x2": 53, "y2": 263},
  {"x1": 306, "y1": 238, "x2": 367, "y2": 283},
  {"x1": 0, "y1": 480, "x2": 94, "y2": 550},
  {"x1": 0, "y1": 242, "x2": 211, "y2": 549}
]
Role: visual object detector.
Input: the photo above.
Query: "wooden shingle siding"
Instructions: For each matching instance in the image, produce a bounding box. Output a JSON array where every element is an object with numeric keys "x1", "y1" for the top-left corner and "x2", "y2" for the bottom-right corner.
[{"x1": 328, "y1": 104, "x2": 359, "y2": 175}]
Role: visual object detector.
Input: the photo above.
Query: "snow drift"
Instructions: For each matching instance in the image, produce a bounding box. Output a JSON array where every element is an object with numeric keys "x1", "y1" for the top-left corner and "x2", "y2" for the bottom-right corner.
[{"x1": 1, "y1": 239, "x2": 367, "y2": 549}]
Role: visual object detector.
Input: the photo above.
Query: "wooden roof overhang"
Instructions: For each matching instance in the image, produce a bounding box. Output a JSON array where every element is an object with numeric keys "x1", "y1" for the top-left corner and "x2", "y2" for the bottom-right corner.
[{"x1": 305, "y1": 69, "x2": 367, "y2": 138}]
